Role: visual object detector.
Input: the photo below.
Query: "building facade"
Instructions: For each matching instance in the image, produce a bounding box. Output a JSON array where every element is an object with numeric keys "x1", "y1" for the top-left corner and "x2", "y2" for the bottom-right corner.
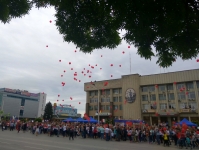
[
  {"x1": 0, "y1": 88, "x2": 46, "y2": 119},
  {"x1": 84, "y1": 69, "x2": 199, "y2": 125}
]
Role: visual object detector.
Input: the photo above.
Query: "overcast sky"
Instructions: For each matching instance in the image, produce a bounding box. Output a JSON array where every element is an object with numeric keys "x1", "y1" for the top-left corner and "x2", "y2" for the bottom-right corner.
[{"x1": 0, "y1": 7, "x2": 198, "y2": 116}]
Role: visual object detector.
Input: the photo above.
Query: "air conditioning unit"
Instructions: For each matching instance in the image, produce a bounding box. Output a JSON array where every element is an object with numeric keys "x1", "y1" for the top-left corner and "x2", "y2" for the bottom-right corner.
[
  {"x1": 168, "y1": 100, "x2": 171, "y2": 102},
  {"x1": 188, "y1": 99, "x2": 191, "y2": 101},
  {"x1": 192, "y1": 99, "x2": 195, "y2": 101},
  {"x1": 178, "y1": 99, "x2": 181, "y2": 102}
]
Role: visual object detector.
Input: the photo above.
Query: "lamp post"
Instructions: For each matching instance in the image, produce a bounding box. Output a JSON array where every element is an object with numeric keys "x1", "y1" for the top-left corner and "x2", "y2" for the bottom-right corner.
[{"x1": 98, "y1": 89, "x2": 100, "y2": 124}]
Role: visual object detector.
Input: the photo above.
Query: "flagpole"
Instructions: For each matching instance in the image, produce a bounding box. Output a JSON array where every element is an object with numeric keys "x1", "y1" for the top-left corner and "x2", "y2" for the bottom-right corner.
[{"x1": 98, "y1": 89, "x2": 100, "y2": 124}]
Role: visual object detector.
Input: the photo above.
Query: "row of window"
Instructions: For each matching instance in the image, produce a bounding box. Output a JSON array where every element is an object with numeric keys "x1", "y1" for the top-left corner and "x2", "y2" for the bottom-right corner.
[
  {"x1": 89, "y1": 88, "x2": 122, "y2": 96},
  {"x1": 89, "y1": 105, "x2": 122, "y2": 110},
  {"x1": 143, "y1": 102, "x2": 197, "y2": 110},
  {"x1": 142, "y1": 91, "x2": 198, "y2": 101},
  {"x1": 90, "y1": 96, "x2": 123, "y2": 103},
  {"x1": 141, "y1": 81, "x2": 199, "y2": 92}
]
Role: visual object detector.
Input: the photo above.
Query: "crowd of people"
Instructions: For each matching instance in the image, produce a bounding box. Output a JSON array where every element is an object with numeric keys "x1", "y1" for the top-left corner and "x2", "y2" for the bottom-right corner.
[{"x1": 1, "y1": 120, "x2": 199, "y2": 149}]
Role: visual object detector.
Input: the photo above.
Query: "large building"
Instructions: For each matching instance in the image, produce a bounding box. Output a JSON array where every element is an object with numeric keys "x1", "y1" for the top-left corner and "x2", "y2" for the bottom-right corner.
[
  {"x1": 0, "y1": 88, "x2": 46, "y2": 119},
  {"x1": 84, "y1": 69, "x2": 199, "y2": 125}
]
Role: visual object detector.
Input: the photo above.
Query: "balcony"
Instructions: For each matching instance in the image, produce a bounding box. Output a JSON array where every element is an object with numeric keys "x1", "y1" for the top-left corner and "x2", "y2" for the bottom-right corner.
[
  {"x1": 158, "y1": 109, "x2": 178, "y2": 116},
  {"x1": 142, "y1": 109, "x2": 156, "y2": 113},
  {"x1": 179, "y1": 108, "x2": 197, "y2": 113}
]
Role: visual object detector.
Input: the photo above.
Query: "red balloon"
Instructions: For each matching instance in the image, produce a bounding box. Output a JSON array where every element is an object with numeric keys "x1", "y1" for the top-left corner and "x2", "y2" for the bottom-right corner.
[
  {"x1": 122, "y1": 51, "x2": 125, "y2": 54},
  {"x1": 71, "y1": 68, "x2": 73, "y2": 70},
  {"x1": 61, "y1": 75, "x2": 63, "y2": 77},
  {"x1": 46, "y1": 45, "x2": 48, "y2": 47},
  {"x1": 49, "y1": 20, "x2": 52, "y2": 23},
  {"x1": 59, "y1": 60, "x2": 61, "y2": 62},
  {"x1": 119, "y1": 65, "x2": 121, "y2": 67},
  {"x1": 111, "y1": 75, "x2": 113, "y2": 77},
  {"x1": 128, "y1": 46, "x2": 130, "y2": 48},
  {"x1": 69, "y1": 62, "x2": 71, "y2": 64},
  {"x1": 110, "y1": 64, "x2": 113, "y2": 66},
  {"x1": 79, "y1": 102, "x2": 81, "y2": 104}
]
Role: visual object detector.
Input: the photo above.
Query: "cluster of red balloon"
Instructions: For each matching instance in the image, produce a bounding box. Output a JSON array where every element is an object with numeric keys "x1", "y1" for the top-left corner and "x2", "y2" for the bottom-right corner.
[{"x1": 46, "y1": 20, "x2": 132, "y2": 113}]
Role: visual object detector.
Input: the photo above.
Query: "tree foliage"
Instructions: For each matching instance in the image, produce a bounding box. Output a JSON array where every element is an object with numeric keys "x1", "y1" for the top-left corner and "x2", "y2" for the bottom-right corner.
[
  {"x1": 43, "y1": 102, "x2": 53, "y2": 120},
  {"x1": 0, "y1": 0, "x2": 199, "y2": 67}
]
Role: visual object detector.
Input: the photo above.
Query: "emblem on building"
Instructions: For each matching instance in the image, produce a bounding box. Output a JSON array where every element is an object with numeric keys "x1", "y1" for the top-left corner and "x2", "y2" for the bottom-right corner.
[{"x1": 125, "y1": 89, "x2": 136, "y2": 103}]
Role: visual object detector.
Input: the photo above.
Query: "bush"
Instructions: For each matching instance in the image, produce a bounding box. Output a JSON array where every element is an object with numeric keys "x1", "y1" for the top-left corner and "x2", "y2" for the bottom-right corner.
[{"x1": 34, "y1": 118, "x2": 42, "y2": 123}]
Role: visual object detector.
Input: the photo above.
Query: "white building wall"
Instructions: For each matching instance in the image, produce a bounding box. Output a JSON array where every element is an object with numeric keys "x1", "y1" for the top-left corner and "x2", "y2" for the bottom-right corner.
[
  {"x1": 23, "y1": 100, "x2": 39, "y2": 118},
  {"x1": 37, "y1": 93, "x2": 47, "y2": 117},
  {"x1": 2, "y1": 96, "x2": 21, "y2": 117}
]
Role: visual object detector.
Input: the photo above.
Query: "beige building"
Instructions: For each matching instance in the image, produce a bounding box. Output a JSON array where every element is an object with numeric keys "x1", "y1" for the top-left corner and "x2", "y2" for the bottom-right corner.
[{"x1": 84, "y1": 69, "x2": 199, "y2": 125}]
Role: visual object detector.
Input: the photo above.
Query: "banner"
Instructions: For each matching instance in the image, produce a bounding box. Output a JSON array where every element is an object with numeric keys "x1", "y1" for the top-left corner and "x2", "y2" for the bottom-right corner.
[
  {"x1": 126, "y1": 122, "x2": 133, "y2": 127},
  {"x1": 21, "y1": 92, "x2": 31, "y2": 97},
  {"x1": 4, "y1": 88, "x2": 16, "y2": 94}
]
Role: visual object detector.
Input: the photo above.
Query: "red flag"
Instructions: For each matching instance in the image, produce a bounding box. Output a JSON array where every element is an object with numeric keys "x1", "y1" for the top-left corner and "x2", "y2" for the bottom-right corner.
[{"x1": 84, "y1": 113, "x2": 90, "y2": 121}]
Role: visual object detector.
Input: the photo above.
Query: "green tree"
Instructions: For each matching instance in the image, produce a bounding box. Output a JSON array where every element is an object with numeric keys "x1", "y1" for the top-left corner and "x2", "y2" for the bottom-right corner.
[
  {"x1": 35, "y1": 117, "x2": 42, "y2": 122},
  {"x1": 1, "y1": 0, "x2": 199, "y2": 67},
  {"x1": 43, "y1": 102, "x2": 53, "y2": 120}
]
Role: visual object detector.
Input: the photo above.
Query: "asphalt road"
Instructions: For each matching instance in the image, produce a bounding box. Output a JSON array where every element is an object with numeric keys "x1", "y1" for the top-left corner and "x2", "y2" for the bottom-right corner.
[{"x1": 0, "y1": 130, "x2": 178, "y2": 150}]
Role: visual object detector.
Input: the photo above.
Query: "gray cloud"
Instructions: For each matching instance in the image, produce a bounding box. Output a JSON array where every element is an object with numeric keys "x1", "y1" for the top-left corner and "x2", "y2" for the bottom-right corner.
[{"x1": 0, "y1": 7, "x2": 198, "y2": 116}]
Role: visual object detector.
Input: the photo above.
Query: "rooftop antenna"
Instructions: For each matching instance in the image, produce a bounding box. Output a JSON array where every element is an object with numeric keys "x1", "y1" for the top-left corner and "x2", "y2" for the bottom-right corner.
[{"x1": 129, "y1": 52, "x2": 131, "y2": 74}]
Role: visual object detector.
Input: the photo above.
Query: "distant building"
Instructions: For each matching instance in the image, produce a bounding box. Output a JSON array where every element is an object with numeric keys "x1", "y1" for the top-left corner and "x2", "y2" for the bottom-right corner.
[
  {"x1": 0, "y1": 88, "x2": 46, "y2": 118},
  {"x1": 53, "y1": 103, "x2": 78, "y2": 117},
  {"x1": 84, "y1": 69, "x2": 199, "y2": 125}
]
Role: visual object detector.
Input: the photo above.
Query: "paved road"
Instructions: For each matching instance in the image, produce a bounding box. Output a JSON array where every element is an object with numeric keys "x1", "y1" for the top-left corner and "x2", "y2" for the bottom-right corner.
[{"x1": 0, "y1": 130, "x2": 177, "y2": 150}]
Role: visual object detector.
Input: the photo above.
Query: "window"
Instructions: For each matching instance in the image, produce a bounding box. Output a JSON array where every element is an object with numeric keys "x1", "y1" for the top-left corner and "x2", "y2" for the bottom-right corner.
[
  {"x1": 186, "y1": 82, "x2": 194, "y2": 90},
  {"x1": 101, "y1": 105, "x2": 105, "y2": 111},
  {"x1": 113, "y1": 105, "x2": 118, "y2": 110},
  {"x1": 188, "y1": 102, "x2": 197, "y2": 110},
  {"x1": 113, "y1": 97, "x2": 118, "y2": 102},
  {"x1": 101, "y1": 98, "x2": 105, "y2": 102},
  {"x1": 168, "y1": 103, "x2": 175, "y2": 109},
  {"x1": 94, "y1": 105, "x2": 98, "y2": 110},
  {"x1": 178, "y1": 93, "x2": 186, "y2": 100},
  {"x1": 177, "y1": 83, "x2": 184, "y2": 90},
  {"x1": 89, "y1": 106, "x2": 93, "y2": 110},
  {"x1": 159, "y1": 85, "x2": 166, "y2": 91},
  {"x1": 187, "y1": 92, "x2": 196, "y2": 99},
  {"x1": 119, "y1": 89, "x2": 122, "y2": 94},
  {"x1": 197, "y1": 81, "x2": 199, "y2": 88},
  {"x1": 160, "y1": 103, "x2": 167, "y2": 110},
  {"x1": 148, "y1": 86, "x2": 155, "y2": 92},
  {"x1": 95, "y1": 98, "x2": 98, "y2": 103},
  {"x1": 119, "y1": 105, "x2": 122, "y2": 110},
  {"x1": 21, "y1": 98, "x2": 25, "y2": 106},
  {"x1": 179, "y1": 103, "x2": 189, "y2": 109},
  {"x1": 142, "y1": 104, "x2": 150, "y2": 110},
  {"x1": 90, "y1": 91, "x2": 95, "y2": 96},
  {"x1": 119, "y1": 96, "x2": 122, "y2": 102},
  {"x1": 168, "y1": 93, "x2": 175, "y2": 100},
  {"x1": 149, "y1": 94, "x2": 156, "y2": 101},
  {"x1": 104, "y1": 90, "x2": 110, "y2": 95},
  {"x1": 90, "y1": 98, "x2": 97, "y2": 103},
  {"x1": 20, "y1": 110, "x2": 24, "y2": 116},
  {"x1": 159, "y1": 94, "x2": 166, "y2": 100},
  {"x1": 141, "y1": 86, "x2": 148, "y2": 92},
  {"x1": 113, "y1": 89, "x2": 119, "y2": 94},
  {"x1": 106, "y1": 97, "x2": 110, "y2": 102},
  {"x1": 101, "y1": 97, "x2": 109, "y2": 102},
  {"x1": 142, "y1": 95, "x2": 148, "y2": 101},
  {"x1": 106, "y1": 105, "x2": 110, "y2": 110},
  {"x1": 167, "y1": 84, "x2": 173, "y2": 91}
]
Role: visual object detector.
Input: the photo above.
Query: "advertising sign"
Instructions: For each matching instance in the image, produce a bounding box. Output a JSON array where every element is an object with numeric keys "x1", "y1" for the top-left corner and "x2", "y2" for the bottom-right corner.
[
  {"x1": 21, "y1": 92, "x2": 31, "y2": 97},
  {"x1": 3, "y1": 88, "x2": 39, "y2": 97},
  {"x1": 4, "y1": 88, "x2": 17, "y2": 94}
]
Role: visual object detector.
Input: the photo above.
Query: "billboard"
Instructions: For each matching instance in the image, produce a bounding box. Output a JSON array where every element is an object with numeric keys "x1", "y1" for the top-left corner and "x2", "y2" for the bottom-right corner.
[
  {"x1": 55, "y1": 106, "x2": 77, "y2": 117},
  {"x1": 3, "y1": 88, "x2": 39, "y2": 97}
]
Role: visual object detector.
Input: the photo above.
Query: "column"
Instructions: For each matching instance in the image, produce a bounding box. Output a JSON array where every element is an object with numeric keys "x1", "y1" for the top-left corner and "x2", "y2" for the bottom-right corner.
[{"x1": 150, "y1": 116, "x2": 152, "y2": 125}]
